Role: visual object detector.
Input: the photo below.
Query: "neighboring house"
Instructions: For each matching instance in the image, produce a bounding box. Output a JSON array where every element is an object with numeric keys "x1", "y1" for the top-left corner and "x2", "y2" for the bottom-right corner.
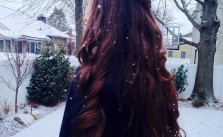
[
  {"x1": 166, "y1": 31, "x2": 193, "y2": 59},
  {"x1": 167, "y1": 44, "x2": 192, "y2": 59},
  {"x1": 191, "y1": 2, "x2": 223, "y2": 65},
  {"x1": 0, "y1": 5, "x2": 70, "y2": 54},
  {"x1": 0, "y1": 29, "x2": 13, "y2": 52},
  {"x1": 26, "y1": 20, "x2": 70, "y2": 52}
]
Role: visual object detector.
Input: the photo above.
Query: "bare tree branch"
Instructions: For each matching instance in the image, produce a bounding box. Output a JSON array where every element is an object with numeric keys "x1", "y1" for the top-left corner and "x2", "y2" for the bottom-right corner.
[
  {"x1": 173, "y1": 0, "x2": 201, "y2": 31},
  {"x1": 179, "y1": 37, "x2": 198, "y2": 47},
  {"x1": 195, "y1": 0, "x2": 204, "y2": 6},
  {"x1": 1, "y1": 49, "x2": 32, "y2": 113},
  {"x1": 0, "y1": 76, "x2": 15, "y2": 91},
  {"x1": 4, "y1": 52, "x2": 18, "y2": 80}
]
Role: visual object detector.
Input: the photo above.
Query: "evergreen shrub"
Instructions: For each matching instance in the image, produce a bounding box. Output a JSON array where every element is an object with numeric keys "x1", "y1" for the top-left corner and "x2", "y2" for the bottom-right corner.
[
  {"x1": 27, "y1": 49, "x2": 74, "y2": 106},
  {"x1": 172, "y1": 65, "x2": 188, "y2": 95}
]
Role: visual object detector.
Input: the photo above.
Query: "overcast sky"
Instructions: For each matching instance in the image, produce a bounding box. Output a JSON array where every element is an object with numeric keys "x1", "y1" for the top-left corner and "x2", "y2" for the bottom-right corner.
[
  {"x1": 0, "y1": 0, "x2": 24, "y2": 10},
  {"x1": 0, "y1": 0, "x2": 193, "y2": 34},
  {"x1": 0, "y1": 0, "x2": 75, "y2": 26}
]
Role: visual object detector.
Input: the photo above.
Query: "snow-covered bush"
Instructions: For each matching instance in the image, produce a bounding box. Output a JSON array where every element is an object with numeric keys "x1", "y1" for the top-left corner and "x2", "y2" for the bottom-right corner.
[
  {"x1": 172, "y1": 65, "x2": 188, "y2": 95},
  {"x1": 26, "y1": 49, "x2": 74, "y2": 106}
]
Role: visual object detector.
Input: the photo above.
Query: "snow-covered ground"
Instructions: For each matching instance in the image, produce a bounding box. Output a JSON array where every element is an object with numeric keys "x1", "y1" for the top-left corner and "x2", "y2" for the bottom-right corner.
[
  {"x1": 0, "y1": 102, "x2": 65, "y2": 137},
  {"x1": 7, "y1": 103, "x2": 223, "y2": 137},
  {"x1": 179, "y1": 107, "x2": 223, "y2": 137},
  {"x1": 12, "y1": 106, "x2": 65, "y2": 137}
]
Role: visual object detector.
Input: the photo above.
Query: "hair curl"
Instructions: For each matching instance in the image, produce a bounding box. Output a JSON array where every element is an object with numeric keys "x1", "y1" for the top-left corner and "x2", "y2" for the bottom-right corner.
[{"x1": 75, "y1": 0, "x2": 183, "y2": 137}]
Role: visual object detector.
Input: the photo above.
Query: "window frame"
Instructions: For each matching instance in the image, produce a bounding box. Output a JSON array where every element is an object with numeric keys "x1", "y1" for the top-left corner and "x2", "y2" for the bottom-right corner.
[
  {"x1": 181, "y1": 51, "x2": 186, "y2": 58},
  {"x1": 0, "y1": 39, "x2": 4, "y2": 52},
  {"x1": 168, "y1": 51, "x2": 173, "y2": 58},
  {"x1": 5, "y1": 39, "x2": 12, "y2": 52},
  {"x1": 15, "y1": 40, "x2": 23, "y2": 53},
  {"x1": 29, "y1": 41, "x2": 37, "y2": 53}
]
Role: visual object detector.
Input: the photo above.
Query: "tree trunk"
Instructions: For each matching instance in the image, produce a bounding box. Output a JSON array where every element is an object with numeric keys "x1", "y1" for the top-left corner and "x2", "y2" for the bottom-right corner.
[
  {"x1": 15, "y1": 87, "x2": 19, "y2": 113},
  {"x1": 75, "y1": 0, "x2": 83, "y2": 56},
  {"x1": 188, "y1": 0, "x2": 220, "y2": 102},
  {"x1": 188, "y1": 43, "x2": 217, "y2": 102}
]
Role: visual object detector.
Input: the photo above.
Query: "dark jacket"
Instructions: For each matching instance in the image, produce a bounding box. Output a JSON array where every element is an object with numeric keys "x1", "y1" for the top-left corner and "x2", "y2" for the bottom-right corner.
[{"x1": 59, "y1": 63, "x2": 130, "y2": 137}]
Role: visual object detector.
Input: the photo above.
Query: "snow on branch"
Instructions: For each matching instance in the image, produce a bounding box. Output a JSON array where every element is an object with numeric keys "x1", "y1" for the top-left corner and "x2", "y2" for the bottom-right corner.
[
  {"x1": 173, "y1": 0, "x2": 201, "y2": 31},
  {"x1": 0, "y1": 51, "x2": 32, "y2": 92}
]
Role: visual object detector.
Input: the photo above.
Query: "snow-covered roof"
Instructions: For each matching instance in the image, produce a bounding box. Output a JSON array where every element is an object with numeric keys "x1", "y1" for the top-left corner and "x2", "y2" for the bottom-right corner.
[
  {"x1": 27, "y1": 21, "x2": 70, "y2": 39},
  {"x1": 0, "y1": 29, "x2": 14, "y2": 38},
  {"x1": 0, "y1": 5, "x2": 69, "y2": 40}
]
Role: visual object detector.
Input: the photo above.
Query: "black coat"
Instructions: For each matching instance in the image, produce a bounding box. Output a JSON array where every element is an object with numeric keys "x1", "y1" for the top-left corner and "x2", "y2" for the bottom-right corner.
[{"x1": 59, "y1": 63, "x2": 130, "y2": 137}]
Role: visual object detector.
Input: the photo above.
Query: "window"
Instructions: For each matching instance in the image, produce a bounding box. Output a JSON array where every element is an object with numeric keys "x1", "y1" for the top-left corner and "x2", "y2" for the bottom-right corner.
[
  {"x1": 5, "y1": 40, "x2": 11, "y2": 51},
  {"x1": 29, "y1": 42, "x2": 36, "y2": 53},
  {"x1": 36, "y1": 42, "x2": 42, "y2": 54},
  {"x1": 181, "y1": 52, "x2": 186, "y2": 58},
  {"x1": 168, "y1": 51, "x2": 173, "y2": 58},
  {"x1": 15, "y1": 41, "x2": 23, "y2": 53},
  {"x1": 0, "y1": 40, "x2": 4, "y2": 52}
]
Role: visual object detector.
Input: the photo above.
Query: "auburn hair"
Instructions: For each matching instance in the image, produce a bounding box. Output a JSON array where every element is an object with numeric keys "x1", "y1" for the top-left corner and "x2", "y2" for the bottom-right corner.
[{"x1": 75, "y1": 0, "x2": 183, "y2": 137}]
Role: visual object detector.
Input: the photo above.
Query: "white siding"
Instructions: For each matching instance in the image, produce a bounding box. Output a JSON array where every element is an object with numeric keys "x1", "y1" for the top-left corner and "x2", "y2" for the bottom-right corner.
[
  {"x1": 215, "y1": 47, "x2": 223, "y2": 64},
  {"x1": 190, "y1": 27, "x2": 199, "y2": 64},
  {"x1": 215, "y1": 0, "x2": 223, "y2": 65}
]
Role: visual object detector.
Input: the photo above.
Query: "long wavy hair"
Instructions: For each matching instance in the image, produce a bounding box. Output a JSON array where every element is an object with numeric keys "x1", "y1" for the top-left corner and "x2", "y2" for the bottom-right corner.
[{"x1": 76, "y1": 0, "x2": 182, "y2": 137}]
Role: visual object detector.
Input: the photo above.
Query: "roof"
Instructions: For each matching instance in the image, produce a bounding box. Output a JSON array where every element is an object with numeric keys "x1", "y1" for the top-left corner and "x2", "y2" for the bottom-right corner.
[
  {"x1": 0, "y1": 5, "x2": 69, "y2": 40},
  {"x1": 0, "y1": 29, "x2": 14, "y2": 38},
  {"x1": 27, "y1": 21, "x2": 70, "y2": 39}
]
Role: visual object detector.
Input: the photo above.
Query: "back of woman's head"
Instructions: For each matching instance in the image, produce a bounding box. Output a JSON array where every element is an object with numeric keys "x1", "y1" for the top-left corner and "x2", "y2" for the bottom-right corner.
[{"x1": 76, "y1": 0, "x2": 182, "y2": 137}]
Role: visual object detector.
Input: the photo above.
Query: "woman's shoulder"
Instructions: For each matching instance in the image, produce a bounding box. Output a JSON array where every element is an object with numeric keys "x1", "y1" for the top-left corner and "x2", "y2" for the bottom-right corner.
[
  {"x1": 66, "y1": 66, "x2": 82, "y2": 106},
  {"x1": 70, "y1": 66, "x2": 81, "y2": 84},
  {"x1": 74, "y1": 66, "x2": 81, "y2": 80},
  {"x1": 65, "y1": 66, "x2": 81, "y2": 99},
  {"x1": 59, "y1": 67, "x2": 82, "y2": 137}
]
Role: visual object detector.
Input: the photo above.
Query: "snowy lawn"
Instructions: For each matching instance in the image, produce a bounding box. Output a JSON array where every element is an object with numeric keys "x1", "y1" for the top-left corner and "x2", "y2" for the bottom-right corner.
[
  {"x1": 9, "y1": 103, "x2": 223, "y2": 137},
  {"x1": 0, "y1": 102, "x2": 65, "y2": 137},
  {"x1": 12, "y1": 106, "x2": 65, "y2": 137},
  {"x1": 179, "y1": 107, "x2": 223, "y2": 137}
]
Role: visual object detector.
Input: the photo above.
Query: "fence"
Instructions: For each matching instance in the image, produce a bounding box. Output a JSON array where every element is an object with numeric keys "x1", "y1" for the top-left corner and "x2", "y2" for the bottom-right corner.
[
  {"x1": 0, "y1": 57, "x2": 223, "y2": 107},
  {"x1": 167, "y1": 64, "x2": 223, "y2": 102},
  {"x1": 0, "y1": 54, "x2": 80, "y2": 106}
]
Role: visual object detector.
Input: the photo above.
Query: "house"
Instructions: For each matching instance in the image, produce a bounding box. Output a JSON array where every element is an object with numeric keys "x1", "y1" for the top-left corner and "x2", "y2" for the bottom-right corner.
[
  {"x1": 26, "y1": 19, "x2": 70, "y2": 53},
  {"x1": 191, "y1": 1, "x2": 223, "y2": 65},
  {"x1": 0, "y1": 5, "x2": 70, "y2": 54},
  {"x1": 166, "y1": 32, "x2": 193, "y2": 59},
  {"x1": 167, "y1": 44, "x2": 193, "y2": 59}
]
